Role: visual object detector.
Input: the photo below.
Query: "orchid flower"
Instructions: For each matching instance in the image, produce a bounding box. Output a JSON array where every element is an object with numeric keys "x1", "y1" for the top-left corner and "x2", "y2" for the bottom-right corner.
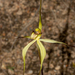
[
  {"x1": 22, "y1": 0, "x2": 66, "y2": 74},
  {"x1": 22, "y1": 16, "x2": 66, "y2": 75}
]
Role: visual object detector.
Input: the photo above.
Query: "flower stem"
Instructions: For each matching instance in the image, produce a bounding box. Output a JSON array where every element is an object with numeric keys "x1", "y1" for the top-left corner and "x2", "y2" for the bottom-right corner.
[{"x1": 39, "y1": 0, "x2": 42, "y2": 30}]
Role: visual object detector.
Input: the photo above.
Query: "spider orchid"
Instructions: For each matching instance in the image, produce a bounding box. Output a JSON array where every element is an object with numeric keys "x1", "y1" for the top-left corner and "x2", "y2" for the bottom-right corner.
[
  {"x1": 22, "y1": 16, "x2": 66, "y2": 75},
  {"x1": 22, "y1": 0, "x2": 66, "y2": 74}
]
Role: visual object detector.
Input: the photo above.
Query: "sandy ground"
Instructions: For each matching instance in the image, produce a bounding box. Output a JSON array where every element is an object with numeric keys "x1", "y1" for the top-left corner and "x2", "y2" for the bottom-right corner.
[{"x1": 0, "y1": 0, "x2": 75, "y2": 75}]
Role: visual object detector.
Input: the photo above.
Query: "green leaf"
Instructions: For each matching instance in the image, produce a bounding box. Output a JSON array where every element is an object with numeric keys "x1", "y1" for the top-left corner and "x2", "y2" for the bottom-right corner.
[
  {"x1": 37, "y1": 40, "x2": 46, "y2": 74},
  {"x1": 22, "y1": 39, "x2": 36, "y2": 72},
  {"x1": 40, "y1": 39, "x2": 66, "y2": 45}
]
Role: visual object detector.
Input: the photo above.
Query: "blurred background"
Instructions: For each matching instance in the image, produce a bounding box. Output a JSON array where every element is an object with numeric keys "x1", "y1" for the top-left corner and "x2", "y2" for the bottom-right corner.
[{"x1": 0, "y1": 0, "x2": 75, "y2": 75}]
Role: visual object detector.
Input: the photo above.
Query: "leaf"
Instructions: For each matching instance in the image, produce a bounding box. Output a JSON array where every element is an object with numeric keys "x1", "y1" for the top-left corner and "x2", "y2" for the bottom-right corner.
[
  {"x1": 40, "y1": 39, "x2": 66, "y2": 45},
  {"x1": 37, "y1": 40, "x2": 46, "y2": 74},
  {"x1": 22, "y1": 39, "x2": 36, "y2": 72}
]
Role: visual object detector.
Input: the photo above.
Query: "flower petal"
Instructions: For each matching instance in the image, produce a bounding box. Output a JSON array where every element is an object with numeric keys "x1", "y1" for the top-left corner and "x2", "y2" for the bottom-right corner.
[
  {"x1": 40, "y1": 39, "x2": 66, "y2": 45},
  {"x1": 37, "y1": 40, "x2": 46, "y2": 74},
  {"x1": 22, "y1": 39, "x2": 36, "y2": 71}
]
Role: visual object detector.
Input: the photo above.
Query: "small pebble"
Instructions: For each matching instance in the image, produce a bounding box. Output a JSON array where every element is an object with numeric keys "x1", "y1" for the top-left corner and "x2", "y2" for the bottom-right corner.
[
  {"x1": 1, "y1": 63, "x2": 6, "y2": 70},
  {"x1": 8, "y1": 69, "x2": 14, "y2": 75},
  {"x1": 16, "y1": 10, "x2": 22, "y2": 15},
  {"x1": 0, "y1": 73, "x2": 5, "y2": 75},
  {"x1": 55, "y1": 66, "x2": 60, "y2": 70},
  {"x1": 28, "y1": 70, "x2": 33, "y2": 74},
  {"x1": 31, "y1": 13, "x2": 34, "y2": 16},
  {"x1": 49, "y1": 64, "x2": 54, "y2": 69}
]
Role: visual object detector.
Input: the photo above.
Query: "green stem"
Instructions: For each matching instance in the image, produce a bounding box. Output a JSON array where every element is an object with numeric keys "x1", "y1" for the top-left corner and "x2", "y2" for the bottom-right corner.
[
  {"x1": 39, "y1": 0, "x2": 42, "y2": 17},
  {"x1": 39, "y1": 0, "x2": 42, "y2": 31}
]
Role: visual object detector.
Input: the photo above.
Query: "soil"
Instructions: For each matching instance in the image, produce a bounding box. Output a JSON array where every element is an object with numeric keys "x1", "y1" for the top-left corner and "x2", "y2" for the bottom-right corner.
[{"x1": 0, "y1": 0, "x2": 75, "y2": 75}]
